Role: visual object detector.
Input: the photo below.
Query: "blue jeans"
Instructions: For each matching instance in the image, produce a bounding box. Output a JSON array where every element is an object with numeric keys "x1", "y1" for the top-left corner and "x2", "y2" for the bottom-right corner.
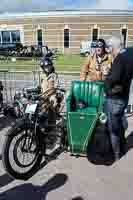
[{"x1": 104, "y1": 97, "x2": 127, "y2": 156}]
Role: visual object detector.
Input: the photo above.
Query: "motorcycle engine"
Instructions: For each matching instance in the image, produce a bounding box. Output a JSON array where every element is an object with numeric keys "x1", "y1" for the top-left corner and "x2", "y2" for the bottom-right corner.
[
  {"x1": 45, "y1": 126, "x2": 62, "y2": 150},
  {"x1": 39, "y1": 113, "x2": 64, "y2": 150}
]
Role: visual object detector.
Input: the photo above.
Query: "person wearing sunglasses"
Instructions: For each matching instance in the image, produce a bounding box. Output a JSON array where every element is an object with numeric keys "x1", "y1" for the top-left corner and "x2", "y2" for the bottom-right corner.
[
  {"x1": 80, "y1": 39, "x2": 112, "y2": 81},
  {"x1": 104, "y1": 36, "x2": 133, "y2": 161}
]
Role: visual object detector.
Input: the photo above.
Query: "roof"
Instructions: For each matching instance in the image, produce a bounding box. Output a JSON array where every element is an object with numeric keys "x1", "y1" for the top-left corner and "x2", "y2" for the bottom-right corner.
[{"x1": 0, "y1": 9, "x2": 131, "y2": 19}]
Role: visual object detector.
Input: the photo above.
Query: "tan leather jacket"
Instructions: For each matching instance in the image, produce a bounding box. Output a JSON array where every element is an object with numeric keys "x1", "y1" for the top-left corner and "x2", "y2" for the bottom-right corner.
[
  {"x1": 80, "y1": 53, "x2": 112, "y2": 81},
  {"x1": 41, "y1": 72, "x2": 59, "y2": 93}
]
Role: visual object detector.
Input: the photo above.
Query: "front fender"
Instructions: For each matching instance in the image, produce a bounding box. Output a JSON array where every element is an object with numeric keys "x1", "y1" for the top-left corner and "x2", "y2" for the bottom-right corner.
[{"x1": 6, "y1": 118, "x2": 30, "y2": 136}]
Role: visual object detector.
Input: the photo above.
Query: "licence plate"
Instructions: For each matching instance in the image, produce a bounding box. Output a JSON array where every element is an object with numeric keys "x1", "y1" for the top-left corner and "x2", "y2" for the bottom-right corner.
[{"x1": 25, "y1": 104, "x2": 37, "y2": 114}]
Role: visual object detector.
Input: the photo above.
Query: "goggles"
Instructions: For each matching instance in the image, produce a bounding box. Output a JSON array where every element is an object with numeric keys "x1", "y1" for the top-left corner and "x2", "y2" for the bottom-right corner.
[{"x1": 96, "y1": 41, "x2": 105, "y2": 48}]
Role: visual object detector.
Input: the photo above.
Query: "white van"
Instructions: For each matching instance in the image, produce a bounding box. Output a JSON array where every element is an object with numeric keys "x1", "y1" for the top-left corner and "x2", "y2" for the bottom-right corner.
[
  {"x1": 80, "y1": 41, "x2": 92, "y2": 56},
  {"x1": 80, "y1": 41, "x2": 97, "y2": 56}
]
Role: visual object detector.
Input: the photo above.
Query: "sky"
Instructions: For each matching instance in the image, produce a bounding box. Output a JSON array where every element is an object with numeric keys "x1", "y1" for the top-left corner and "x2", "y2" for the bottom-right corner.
[
  {"x1": 0, "y1": 0, "x2": 131, "y2": 13},
  {"x1": 129, "y1": 0, "x2": 133, "y2": 9}
]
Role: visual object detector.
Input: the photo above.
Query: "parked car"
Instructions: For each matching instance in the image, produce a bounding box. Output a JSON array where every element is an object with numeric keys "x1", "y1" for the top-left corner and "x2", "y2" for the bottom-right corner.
[{"x1": 80, "y1": 41, "x2": 96, "y2": 56}]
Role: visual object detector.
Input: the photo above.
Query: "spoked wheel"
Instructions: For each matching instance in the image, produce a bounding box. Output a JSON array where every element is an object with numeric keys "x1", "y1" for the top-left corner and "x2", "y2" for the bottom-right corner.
[
  {"x1": 2, "y1": 123, "x2": 43, "y2": 180},
  {"x1": 13, "y1": 133, "x2": 37, "y2": 168}
]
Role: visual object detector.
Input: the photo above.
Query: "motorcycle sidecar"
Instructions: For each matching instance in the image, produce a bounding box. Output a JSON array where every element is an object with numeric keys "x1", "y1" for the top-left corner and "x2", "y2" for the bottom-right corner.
[{"x1": 66, "y1": 80, "x2": 106, "y2": 155}]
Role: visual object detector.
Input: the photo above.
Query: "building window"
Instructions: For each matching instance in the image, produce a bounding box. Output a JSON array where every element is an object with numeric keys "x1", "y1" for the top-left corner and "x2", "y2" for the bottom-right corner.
[
  {"x1": 11, "y1": 31, "x2": 20, "y2": 43},
  {"x1": 64, "y1": 29, "x2": 69, "y2": 48},
  {"x1": 121, "y1": 28, "x2": 127, "y2": 48},
  {"x1": 0, "y1": 32, "x2": 2, "y2": 44},
  {"x1": 1, "y1": 31, "x2": 10, "y2": 44},
  {"x1": 37, "y1": 29, "x2": 43, "y2": 46},
  {"x1": 0, "y1": 30, "x2": 20, "y2": 44},
  {"x1": 92, "y1": 28, "x2": 98, "y2": 41}
]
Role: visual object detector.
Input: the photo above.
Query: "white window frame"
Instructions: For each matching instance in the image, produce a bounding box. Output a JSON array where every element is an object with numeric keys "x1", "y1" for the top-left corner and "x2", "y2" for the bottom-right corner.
[
  {"x1": 35, "y1": 25, "x2": 44, "y2": 46},
  {"x1": 120, "y1": 25, "x2": 128, "y2": 48},
  {"x1": 0, "y1": 24, "x2": 24, "y2": 45},
  {"x1": 64, "y1": 28, "x2": 70, "y2": 48},
  {"x1": 1, "y1": 31, "x2": 11, "y2": 44},
  {"x1": 9, "y1": 32, "x2": 12, "y2": 44},
  {"x1": 63, "y1": 25, "x2": 70, "y2": 53},
  {"x1": 0, "y1": 32, "x2": 2, "y2": 44},
  {"x1": 91, "y1": 25, "x2": 100, "y2": 41}
]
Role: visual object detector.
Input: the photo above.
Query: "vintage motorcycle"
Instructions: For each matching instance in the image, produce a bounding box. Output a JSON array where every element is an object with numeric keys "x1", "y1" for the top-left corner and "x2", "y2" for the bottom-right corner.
[
  {"x1": 2, "y1": 86, "x2": 66, "y2": 180},
  {"x1": 3, "y1": 86, "x2": 42, "y2": 118},
  {"x1": 1, "y1": 80, "x2": 127, "y2": 180}
]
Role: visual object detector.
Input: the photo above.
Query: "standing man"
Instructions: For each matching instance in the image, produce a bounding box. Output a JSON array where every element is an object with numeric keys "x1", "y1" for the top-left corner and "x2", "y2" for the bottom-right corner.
[
  {"x1": 80, "y1": 39, "x2": 112, "y2": 81},
  {"x1": 104, "y1": 36, "x2": 133, "y2": 161}
]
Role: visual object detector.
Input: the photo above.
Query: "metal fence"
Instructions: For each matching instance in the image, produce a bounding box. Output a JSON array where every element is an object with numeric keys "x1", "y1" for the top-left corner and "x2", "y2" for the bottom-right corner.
[
  {"x1": 0, "y1": 70, "x2": 79, "y2": 104},
  {"x1": 1, "y1": 70, "x2": 133, "y2": 108}
]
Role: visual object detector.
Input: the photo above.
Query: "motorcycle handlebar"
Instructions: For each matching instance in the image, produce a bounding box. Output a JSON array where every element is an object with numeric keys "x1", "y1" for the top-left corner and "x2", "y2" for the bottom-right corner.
[{"x1": 39, "y1": 88, "x2": 66, "y2": 97}]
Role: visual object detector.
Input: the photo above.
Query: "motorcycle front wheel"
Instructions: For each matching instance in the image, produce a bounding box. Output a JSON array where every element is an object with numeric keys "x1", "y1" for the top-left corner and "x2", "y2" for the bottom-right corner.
[{"x1": 2, "y1": 122, "x2": 43, "y2": 180}]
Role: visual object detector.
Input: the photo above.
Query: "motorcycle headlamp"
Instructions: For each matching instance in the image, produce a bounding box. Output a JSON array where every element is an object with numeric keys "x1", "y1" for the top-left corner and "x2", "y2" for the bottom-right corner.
[{"x1": 44, "y1": 61, "x2": 48, "y2": 66}]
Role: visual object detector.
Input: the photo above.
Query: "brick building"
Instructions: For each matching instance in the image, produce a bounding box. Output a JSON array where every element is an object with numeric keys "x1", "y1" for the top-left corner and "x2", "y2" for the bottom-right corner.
[{"x1": 0, "y1": 9, "x2": 132, "y2": 54}]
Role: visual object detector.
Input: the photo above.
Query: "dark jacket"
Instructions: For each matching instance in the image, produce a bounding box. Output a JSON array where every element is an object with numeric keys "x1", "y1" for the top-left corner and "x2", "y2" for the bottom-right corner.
[{"x1": 104, "y1": 47, "x2": 133, "y2": 101}]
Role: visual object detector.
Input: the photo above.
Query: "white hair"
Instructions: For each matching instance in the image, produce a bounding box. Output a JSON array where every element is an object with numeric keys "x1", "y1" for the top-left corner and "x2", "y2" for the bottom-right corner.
[{"x1": 108, "y1": 35, "x2": 122, "y2": 49}]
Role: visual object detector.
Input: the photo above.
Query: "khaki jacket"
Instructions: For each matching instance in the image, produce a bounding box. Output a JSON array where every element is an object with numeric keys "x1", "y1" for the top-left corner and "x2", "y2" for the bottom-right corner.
[
  {"x1": 80, "y1": 53, "x2": 112, "y2": 81},
  {"x1": 41, "y1": 72, "x2": 59, "y2": 93}
]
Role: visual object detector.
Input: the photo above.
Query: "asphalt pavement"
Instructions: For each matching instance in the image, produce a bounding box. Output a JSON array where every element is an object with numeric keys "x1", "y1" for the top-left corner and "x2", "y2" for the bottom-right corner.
[{"x1": 0, "y1": 75, "x2": 133, "y2": 199}]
